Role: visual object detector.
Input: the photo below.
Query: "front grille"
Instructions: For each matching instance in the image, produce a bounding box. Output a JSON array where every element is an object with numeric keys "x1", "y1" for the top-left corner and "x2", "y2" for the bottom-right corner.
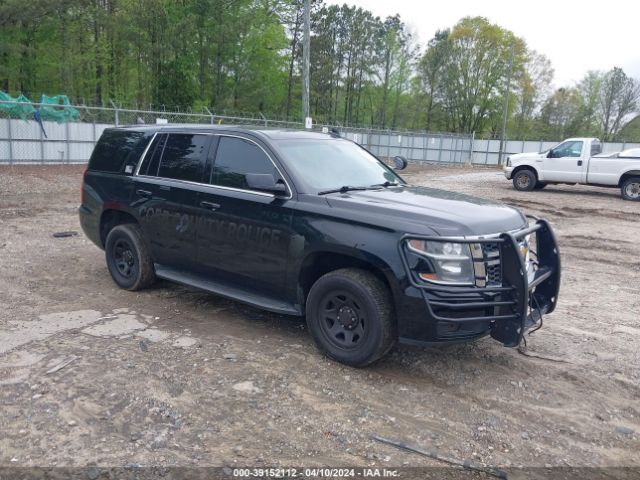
[
  {"x1": 483, "y1": 243, "x2": 502, "y2": 287},
  {"x1": 472, "y1": 242, "x2": 502, "y2": 287}
]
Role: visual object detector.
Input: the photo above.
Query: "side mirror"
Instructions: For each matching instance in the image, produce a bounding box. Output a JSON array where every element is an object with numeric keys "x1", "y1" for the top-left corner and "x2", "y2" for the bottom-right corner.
[
  {"x1": 245, "y1": 173, "x2": 287, "y2": 195},
  {"x1": 393, "y1": 155, "x2": 408, "y2": 170},
  {"x1": 547, "y1": 150, "x2": 554, "y2": 158}
]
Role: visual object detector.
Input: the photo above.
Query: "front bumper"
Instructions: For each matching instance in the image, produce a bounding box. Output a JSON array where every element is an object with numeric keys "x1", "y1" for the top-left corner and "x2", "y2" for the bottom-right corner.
[
  {"x1": 399, "y1": 219, "x2": 561, "y2": 347},
  {"x1": 503, "y1": 166, "x2": 514, "y2": 180}
]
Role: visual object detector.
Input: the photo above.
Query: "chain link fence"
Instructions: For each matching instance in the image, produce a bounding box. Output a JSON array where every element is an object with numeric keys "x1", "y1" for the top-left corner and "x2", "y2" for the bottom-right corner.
[
  {"x1": 2, "y1": 100, "x2": 638, "y2": 165},
  {"x1": 0, "y1": 101, "x2": 306, "y2": 164},
  {"x1": 337, "y1": 129, "x2": 473, "y2": 164}
]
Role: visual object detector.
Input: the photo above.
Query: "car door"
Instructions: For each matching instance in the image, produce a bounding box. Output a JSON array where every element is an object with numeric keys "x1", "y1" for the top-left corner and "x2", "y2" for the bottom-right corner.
[
  {"x1": 133, "y1": 132, "x2": 211, "y2": 269},
  {"x1": 542, "y1": 140, "x2": 585, "y2": 182},
  {"x1": 195, "y1": 134, "x2": 294, "y2": 300}
]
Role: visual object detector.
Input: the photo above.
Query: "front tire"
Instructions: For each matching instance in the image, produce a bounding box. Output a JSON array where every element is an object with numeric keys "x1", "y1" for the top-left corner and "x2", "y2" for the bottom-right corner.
[
  {"x1": 621, "y1": 177, "x2": 640, "y2": 201},
  {"x1": 306, "y1": 268, "x2": 396, "y2": 367},
  {"x1": 513, "y1": 169, "x2": 537, "y2": 191},
  {"x1": 105, "y1": 223, "x2": 156, "y2": 291}
]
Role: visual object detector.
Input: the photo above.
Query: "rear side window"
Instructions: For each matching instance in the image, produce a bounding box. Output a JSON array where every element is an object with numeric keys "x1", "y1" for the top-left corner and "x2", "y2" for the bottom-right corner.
[
  {"x1": 157, "y1": 134, "x2": 209, "y2": 182},
  {"x1": 89, "y1": 129, "x2": 147, "y2": 173},
  {"x1": 211, "y1": 136, "x2": 277, "y2": 189},
  {"x1": 138, "y1": 134, "x2": 167, "y2": 176}
]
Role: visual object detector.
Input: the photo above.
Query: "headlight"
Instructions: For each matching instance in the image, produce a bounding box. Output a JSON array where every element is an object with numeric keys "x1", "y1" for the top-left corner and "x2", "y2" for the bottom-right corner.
[
  {"x1": 519, "y1": 235, "x2": 530, "y2": 264},
  {"x1": 407, "y1": 239, "x2": 475, "y2": 285},
  {"x1": 520, "y1": 234, "x2": 534, "y2": 278}
]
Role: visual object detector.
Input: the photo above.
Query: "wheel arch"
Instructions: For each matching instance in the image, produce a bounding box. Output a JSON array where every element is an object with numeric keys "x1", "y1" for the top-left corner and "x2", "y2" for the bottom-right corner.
[
  {"x1": 618, "y1": 170, "x2": 640, "y2": 187},
  {"x1": 512, "y1": 164, "x2": 539, "y2": 180},
  {"x1": 296, "y1": 249, "x2": 399, "y2": 309},
  {"x1": 100, "y1": 209, "x2": 139, "y2": 248}
]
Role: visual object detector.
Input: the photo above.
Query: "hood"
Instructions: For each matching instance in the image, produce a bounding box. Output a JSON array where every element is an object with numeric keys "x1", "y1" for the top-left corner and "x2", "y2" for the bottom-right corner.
[
  {"x1": 325, "y1": 186, "x2": 527, "y2": 236},
  {"x1": 509, "y1": 151, "x2": 546, "y2": 163}
]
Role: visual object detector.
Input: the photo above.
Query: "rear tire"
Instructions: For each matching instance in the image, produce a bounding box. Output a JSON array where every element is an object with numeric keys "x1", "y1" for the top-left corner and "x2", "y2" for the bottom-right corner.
[
  {"x1": 513, "y1": 169, "x2": 537, "y2": 191},
  {"x1": 621, "y1": 177, "x2": 640, "y2": 201},
  {"x1": 105, "y1": 223, "x2": 156, "y2": 291},
  {"x1": 306, "y1": 268, "x2": 396, "y2": 367}
]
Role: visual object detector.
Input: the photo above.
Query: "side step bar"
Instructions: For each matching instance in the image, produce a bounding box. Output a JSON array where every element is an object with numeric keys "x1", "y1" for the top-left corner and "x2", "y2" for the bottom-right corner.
[{"x1": 155, "y1": 264, "x2": 303, "y2": 316}]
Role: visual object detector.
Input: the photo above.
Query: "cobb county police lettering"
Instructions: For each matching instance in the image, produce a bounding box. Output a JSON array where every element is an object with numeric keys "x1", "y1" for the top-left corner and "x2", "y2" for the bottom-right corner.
[{"x1": 140, "y1": 206, "x2": 281, "y2": 248}]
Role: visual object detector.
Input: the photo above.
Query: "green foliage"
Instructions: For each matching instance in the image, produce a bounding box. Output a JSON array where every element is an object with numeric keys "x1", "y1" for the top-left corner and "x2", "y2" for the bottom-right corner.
[
  {"x1": 309, "y1": 5, "x2": 416, "y2": 127},
  {"x1": 618, "y1": 115, "x2": 640, "y2": 141},
  {"x1": 598, "y1": 67, "x2": 640, "y2": 141},
  {"x1": 0, "y1": 0, "x2": 291, "y2": 113},
  {"x1": 511, "y1": 51, "x2": 553, "y2": 138},
  {"x1": 537, "y1": 68, "x2": 640, "y2": 141},
  {"x1": 0, "y1": 0, "x2": 638, "y2": 139},
  {"x1": 413, "y1": 17, "x2": 528, "y2": 135}
]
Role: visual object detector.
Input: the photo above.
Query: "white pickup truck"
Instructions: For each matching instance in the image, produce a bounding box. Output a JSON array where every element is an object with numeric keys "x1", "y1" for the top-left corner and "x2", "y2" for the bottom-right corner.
[{"x1": 503, "y1": 137, "x2": 640, "y2": 201}]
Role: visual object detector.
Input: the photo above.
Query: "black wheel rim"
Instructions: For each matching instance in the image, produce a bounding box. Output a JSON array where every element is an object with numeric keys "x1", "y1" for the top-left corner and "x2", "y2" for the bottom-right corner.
[
  {"x1": 113, "y1": 238, "x2": 136, "y2": 278},
  {"x1": 318, "y1": 290, "x2": 366, "y2": 349}
]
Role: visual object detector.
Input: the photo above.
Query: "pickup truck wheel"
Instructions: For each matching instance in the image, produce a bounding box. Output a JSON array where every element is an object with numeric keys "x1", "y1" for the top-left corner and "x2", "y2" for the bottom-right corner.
[
  {"x1": 105, "y1": 224, "x2": 156, "y2": 291},
  {"x1": 306, "y1": 268, "x2": 396, "y2": 367},
  {"x1": 513, "y1": 170, "x2": 537, "y2": 191},
  {"x1": 621, "y1": 177, "x2": 640, "y2": 201}
]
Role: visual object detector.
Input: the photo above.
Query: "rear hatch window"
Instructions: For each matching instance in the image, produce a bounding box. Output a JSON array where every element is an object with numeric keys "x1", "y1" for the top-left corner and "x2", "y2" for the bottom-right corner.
[{"x1": 88, "y1": 129, "x2": 150, "y2": 173}]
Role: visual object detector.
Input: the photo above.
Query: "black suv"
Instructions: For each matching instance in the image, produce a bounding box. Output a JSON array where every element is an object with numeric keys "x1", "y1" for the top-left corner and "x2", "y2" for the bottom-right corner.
[{"x1": 80, "y1": 125, "x2": 560, "y2": 366}]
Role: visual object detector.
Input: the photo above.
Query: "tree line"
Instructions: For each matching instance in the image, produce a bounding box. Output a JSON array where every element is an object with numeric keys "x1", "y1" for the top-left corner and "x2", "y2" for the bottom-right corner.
[{"x1": 1, "y1": 0, "x2": 639, "y2": 140}]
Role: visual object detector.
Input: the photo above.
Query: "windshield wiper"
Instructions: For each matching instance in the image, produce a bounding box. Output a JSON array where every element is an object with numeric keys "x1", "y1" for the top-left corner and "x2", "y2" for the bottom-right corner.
[
  {"x1": 318, "y1": 182, "x2": 407, "y2": 195},
  {"x1": 368, "y1": 181, "x2": 405, "y2": 188},
  {"x1": 318, "y1": 185, "x2": 370, "y2": 195}
]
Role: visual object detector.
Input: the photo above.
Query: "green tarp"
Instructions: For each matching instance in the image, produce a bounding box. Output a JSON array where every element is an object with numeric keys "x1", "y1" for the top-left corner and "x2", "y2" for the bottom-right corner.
[
  {"x1": 0, "y1": 91, "x2": 80, "y2": 122},
  {"x1": 39, "y1": 94, "x2": 80, "y2": 122},
  {"x1": 0, "y1": 91, "x2": 35, "y2": 119}
]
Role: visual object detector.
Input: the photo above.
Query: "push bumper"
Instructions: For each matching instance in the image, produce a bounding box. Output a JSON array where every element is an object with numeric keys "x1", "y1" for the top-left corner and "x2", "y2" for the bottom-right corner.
[{"x1": 399, "y1": 219, "x2": 561, "y2": 347}]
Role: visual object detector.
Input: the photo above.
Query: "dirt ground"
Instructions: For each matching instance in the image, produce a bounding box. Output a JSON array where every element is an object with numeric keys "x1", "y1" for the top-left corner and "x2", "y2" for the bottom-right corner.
[{"x1": 0, "y1": 164, "x2": 638, "y2": 478}]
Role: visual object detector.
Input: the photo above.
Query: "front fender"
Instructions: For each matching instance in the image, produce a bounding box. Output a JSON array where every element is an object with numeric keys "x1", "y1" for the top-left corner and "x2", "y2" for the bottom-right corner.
[
  {"x1": 512, "y1": 163, "x2": 542, "y2": 181},
  {"x1": 288, "y1": 212, "x2": 412, "y2": 308}
]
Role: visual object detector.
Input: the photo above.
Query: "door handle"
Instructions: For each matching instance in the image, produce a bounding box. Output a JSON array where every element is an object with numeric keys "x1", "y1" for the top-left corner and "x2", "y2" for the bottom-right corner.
[
  {"x1": 200, "y1": 201, "x2": 220, "y2": 211},
  {"x1": 577, "y1": 160, "x2": 583, "y2": 166},
  {"x1": 136, "y1": 189, "x2": 152, "y2": 197}
]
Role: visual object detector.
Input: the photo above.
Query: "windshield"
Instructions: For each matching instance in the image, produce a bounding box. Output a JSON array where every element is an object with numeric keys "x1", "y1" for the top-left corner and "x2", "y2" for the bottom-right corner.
[{"x1": 275, "y1": 139, "x2": 404, "y2": 193}]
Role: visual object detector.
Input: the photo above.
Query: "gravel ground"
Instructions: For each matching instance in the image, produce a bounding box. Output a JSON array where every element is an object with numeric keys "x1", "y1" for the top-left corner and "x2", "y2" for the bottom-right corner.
[{"x1": 0, "y1": 164, "x2": 638, "y2": 478}]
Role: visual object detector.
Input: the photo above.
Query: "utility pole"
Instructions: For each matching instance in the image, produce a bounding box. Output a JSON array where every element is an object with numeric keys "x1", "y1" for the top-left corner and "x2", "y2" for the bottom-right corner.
[
  {"x1": 498, "y1": 45, "x2": 515, "y2": 165},
  {"x1": 302, "y1": 0, "x2": 311, "y2": 128}
]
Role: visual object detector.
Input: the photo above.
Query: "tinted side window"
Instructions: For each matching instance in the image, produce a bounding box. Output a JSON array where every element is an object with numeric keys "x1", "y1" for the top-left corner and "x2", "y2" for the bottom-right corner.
[
  {"x1": 89, "y1": 129, "x2": 147, "y2": 173},
  {"x1": 157, "y1": 134, "x2": 208, "y2": 182},
  {"x1": 212, "y1": 136, "x2": 277, "y2": 189},
  {"x1": 139, "y1": 134, "x2": 167, "y2": 176}
]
